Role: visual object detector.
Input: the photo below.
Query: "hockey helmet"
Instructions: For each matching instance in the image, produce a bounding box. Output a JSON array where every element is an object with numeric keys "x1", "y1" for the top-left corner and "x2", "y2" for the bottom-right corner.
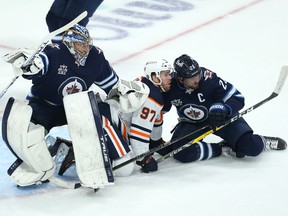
[
  {"x1": 62, "y1": 24, "x2": 92, "y2": 66},
  {"x1": 144, "y1": 59, "x2": 173, "y2": 84},
  {"x1": 63, "y1": 24, "x2": 92, "y2": 46},
  {"x1": 174, "y1": 54, "x2": 201, "y2": 78}
]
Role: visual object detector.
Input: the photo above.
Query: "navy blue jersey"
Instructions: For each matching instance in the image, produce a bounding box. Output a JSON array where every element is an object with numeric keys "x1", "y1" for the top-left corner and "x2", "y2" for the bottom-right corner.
[
  {"x1": 162, "y1": 67, "x2": 244, "y2": 125},
  {"x1": 24, "y1": 43, "x2": 118, "y2": 106},
  {"x1": 46, "y1": 0, "x2": 103, "y2": 32}
]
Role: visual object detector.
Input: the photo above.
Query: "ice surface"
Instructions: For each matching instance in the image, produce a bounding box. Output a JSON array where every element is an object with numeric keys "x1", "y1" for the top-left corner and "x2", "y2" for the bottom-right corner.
[{"x1": 0, "y1": 0, "x2": 288, "y2": 215}]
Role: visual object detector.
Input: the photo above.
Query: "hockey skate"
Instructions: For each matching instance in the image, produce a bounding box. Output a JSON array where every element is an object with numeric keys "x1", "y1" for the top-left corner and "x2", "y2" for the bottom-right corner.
[
  {"x1": 57, "y1": 146, "x2": 75, "y2": 176},
  {"x1": 46, "y1": 136, "x2": 75, "y2": 175},
  {"x1": 47, "y1": 136, "x2": 72, "y2": 157},
  {"x1": 219, "y1": 140, "x2": 245, "y2": 158},
  {"x1": 263, "y1": 136, "x2": 287, "y2": 151}
]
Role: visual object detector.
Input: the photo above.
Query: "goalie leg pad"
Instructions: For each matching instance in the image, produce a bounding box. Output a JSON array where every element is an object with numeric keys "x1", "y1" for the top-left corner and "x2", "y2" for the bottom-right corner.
[
  {"x1": 2, "y1": 98, "x2": 55, "y2": 186},
  {"x1": 64, "y1": 91, "x2": 114, "y2": 189}
]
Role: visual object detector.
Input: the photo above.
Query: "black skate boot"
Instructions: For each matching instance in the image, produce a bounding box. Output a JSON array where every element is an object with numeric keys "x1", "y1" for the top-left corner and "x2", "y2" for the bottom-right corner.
[
  {"x1": 47, "y1": 136, "x2": 72, "y2": 157},
  {"x1": 263, "y1": 136, "x2": 287, "y2": 150},
  {"x1": 58, "y1": 146, "x2": 75, "y2": 176}
]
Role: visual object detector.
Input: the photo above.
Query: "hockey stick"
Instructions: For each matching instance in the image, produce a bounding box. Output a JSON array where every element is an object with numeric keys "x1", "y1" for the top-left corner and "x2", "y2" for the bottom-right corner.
[
  {"x1": 113, "y1": 66, "x2": 288, "y2": 170},
  {"x1": 112, "y1": 124, "x2": 211, "y2": 170},
  {"x1": 156, "y1": 65, "x2": 288, "y2": 163},
  {"x1": 22, "y1": 10, "x2": 87, "y2": 67},
  {"x1": 49, "y1": 176, "x2": 81, "y2": 189},
  {"x1": 0, "y1": 76, "x2": 19, "y2": 99},
  {"x1": 0, "y1": 11, "x2": 88, "y2": 99}
]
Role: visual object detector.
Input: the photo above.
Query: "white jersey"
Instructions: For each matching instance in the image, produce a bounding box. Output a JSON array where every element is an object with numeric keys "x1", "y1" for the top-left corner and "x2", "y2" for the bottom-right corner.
[{"x1": 120, "y1": 77, "x2": 164, "y2": 156}]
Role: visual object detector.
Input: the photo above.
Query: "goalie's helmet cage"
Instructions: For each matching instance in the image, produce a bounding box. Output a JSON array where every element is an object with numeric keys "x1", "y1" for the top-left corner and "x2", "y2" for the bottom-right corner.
[
  {"x1": 144, "y1": 59, "x2": 173, "y2": 85},
  {"x1": 62, "y1": 24, "x2": 93, "y2": 66},
  {"x1": 174, "y1": 54, "x2": 201, "y2": 78}
]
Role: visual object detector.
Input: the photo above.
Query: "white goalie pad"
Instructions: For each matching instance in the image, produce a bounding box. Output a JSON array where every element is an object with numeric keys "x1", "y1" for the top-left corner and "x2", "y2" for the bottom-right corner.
[
  {"x1": 64, "y1": 91, "x2": 114, "y2": 189},
  {"x1": 3, "y1": 98, "x2": 55, "y2": 186}
]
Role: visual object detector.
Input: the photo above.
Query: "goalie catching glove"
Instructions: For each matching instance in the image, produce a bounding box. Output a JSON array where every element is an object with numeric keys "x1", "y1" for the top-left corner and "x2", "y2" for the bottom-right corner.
[
  {"x1": 2, "y1": 48, "x2": 44, "y2": 76},
  {"x1": 106, "y1": 79, "x2": 150, "y2": 113}
]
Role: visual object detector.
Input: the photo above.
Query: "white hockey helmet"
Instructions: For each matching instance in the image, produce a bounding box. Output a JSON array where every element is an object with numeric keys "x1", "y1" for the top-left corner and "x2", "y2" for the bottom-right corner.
[{"x1": 144, "y1": 59, "x2": 173, "y2": 86}]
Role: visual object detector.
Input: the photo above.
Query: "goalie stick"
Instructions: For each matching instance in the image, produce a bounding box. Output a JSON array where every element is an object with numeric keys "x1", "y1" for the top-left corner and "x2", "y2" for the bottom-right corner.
[
  {"x1": 156, "y1": 65, "x2": 288, "y2": 164},
  {"x1": 113, "y1": 65, "x2": 288, "y2": 170},
  {"x1": 0, "y1": 11, "x2": 88, "y2": 99}
]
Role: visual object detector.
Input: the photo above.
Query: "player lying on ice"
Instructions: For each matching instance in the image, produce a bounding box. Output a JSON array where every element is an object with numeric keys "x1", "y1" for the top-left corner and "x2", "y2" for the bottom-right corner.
[
  {"x1": 150, "y1": 54, "x2": 287, "y2": 163},
  {"x1": 1, "y1": 24, "x2": 154, "y2": 189}
]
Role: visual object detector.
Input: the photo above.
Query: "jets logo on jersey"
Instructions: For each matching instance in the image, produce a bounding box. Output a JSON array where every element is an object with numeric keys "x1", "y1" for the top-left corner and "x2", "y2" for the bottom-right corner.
[
  {"x1": 180, "y1": 104, "x2": 207, "y2": 122},
  {"x1": 58, "y1": 64, "x2": 68, "y2": 75},
  {"x1": 58, "y1": 77, "x2": 88, "y2": 98}
]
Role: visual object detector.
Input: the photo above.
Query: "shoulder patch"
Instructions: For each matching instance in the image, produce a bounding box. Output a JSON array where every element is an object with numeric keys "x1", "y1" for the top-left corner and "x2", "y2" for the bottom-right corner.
[
  {"x1": 48, "y1": 43, "x2": 60, "y2": 50},
  {"x1": 203, "y1": 70, "x2": 213, "y2": 81}
]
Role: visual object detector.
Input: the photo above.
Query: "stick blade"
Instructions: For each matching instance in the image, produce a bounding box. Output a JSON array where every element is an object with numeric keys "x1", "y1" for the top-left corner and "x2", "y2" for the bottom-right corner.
[{"x1": 274, "y1": 65, "x2": 288, "y2": 95}]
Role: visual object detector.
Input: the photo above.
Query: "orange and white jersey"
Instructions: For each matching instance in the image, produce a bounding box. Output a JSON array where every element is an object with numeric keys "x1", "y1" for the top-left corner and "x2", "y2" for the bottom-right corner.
[{"x1": 120, "y1": 78, "x2": 164, "y2": 156}]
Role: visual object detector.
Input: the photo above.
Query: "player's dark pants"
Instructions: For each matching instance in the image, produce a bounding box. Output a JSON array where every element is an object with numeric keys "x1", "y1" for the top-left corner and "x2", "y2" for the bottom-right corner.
[
  {"x1": 158, "y1": 118, "x2": 264, "y2": 162},
  {"x1": 46, "y1": 0, "x2": 103, "y2": 31}
]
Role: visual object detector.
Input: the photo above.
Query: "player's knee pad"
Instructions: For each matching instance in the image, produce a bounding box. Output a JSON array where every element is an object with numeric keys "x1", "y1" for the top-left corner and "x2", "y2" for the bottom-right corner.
[{"x1": 2, "y1": 98, "x2": 55, "y2": 186}]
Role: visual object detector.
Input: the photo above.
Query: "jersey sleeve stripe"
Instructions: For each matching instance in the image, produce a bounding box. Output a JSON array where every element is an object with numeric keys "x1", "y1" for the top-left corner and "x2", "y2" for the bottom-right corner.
[{"x1": 130, "y1": 128, "x2": 150, "y2": 139}]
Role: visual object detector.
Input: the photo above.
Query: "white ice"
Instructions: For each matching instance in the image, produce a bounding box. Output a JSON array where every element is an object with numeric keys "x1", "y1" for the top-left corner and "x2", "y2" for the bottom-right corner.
[{"x1": 0, "y1": 0, "x2": 288, "y2": 216}]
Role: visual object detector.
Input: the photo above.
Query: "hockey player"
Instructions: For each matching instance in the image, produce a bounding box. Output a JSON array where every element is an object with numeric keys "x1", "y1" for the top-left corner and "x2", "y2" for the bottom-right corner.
[
  {"x1": 154, "y1": 54, "x2": 287, "y2": 162},
  {"x1": 46, "y1": 0, "x2": 103, "y2": 43},
  {"x1": 54, "y1": 59, "x2": 173, "y2": 175},
  {"x1": 2, "y1": 24, "x2": 148, "y2": 188}
]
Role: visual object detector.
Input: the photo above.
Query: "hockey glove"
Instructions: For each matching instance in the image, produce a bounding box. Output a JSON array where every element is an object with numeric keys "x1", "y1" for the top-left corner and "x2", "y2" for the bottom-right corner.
[
  {"x1": 136, "y1": 155, "x2": 158, "y2": 173},
  {"x1": 149, "y1": 138, "x2": 165, "y2": 150},
  {"x1": 208, "y1": 103, "x2": 229, "y2": 131},
  {"x1": 3, "y1": 48, "x2": 44, "y2": 76},
  {"x1": 106, "y1": 79, "x2": 150, "y2": 113},
  {"x1": 12, "y1": 55, "x2": 44, "y2": 76}
]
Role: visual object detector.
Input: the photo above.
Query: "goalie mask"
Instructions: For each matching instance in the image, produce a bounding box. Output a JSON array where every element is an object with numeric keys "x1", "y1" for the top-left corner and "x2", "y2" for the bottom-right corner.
[
  {"x1": 62, "y1": 24, "x2": 93, "y2": 66},
  {"x1": 144, "y1": 59, "x2": 173, "y2": 92}
]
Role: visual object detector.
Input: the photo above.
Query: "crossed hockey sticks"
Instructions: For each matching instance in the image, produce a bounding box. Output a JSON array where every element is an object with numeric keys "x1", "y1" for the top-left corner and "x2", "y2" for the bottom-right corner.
[
  {"x1": 114, "y1": 65, "x2": 288, "y2": 170},
  {"x1": 0, "y1": 11, "x2": 88, "y2": 99}
]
